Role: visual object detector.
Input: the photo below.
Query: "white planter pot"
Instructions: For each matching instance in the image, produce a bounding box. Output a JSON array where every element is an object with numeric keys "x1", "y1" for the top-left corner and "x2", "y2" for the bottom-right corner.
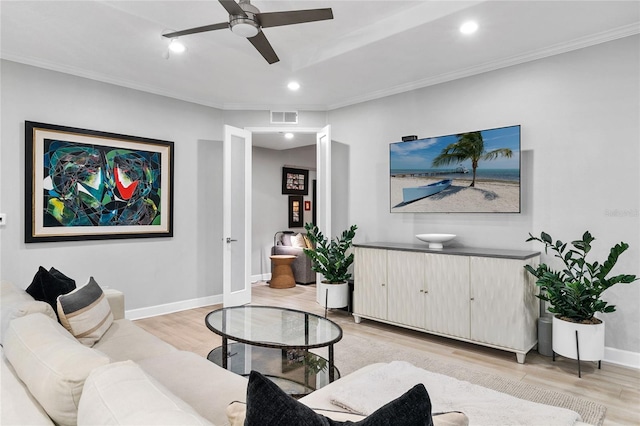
[
  {"x1": 317, "y1": 282, "x2": 349, "y2": 309},
  {"x1": 552, "y1": 316, "x2": 605, "y2": 361}
]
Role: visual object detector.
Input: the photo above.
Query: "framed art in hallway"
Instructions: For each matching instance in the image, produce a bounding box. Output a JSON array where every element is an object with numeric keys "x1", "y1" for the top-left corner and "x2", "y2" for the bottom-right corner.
[
  {"x1": 25, "y1": 121, "x2": 174, "y2": 243},
  {"x1": 282, "y1": 167, "x2": 309, "y2": 195},
  {"x1": 288, "y1": 196, "x2": 303, "y2": 228}
]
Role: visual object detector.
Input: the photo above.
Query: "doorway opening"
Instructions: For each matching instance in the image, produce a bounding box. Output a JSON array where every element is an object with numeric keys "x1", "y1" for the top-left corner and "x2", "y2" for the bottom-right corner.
[{"x1": 247, "y1": 126, "x2": 329, "y2": 296}]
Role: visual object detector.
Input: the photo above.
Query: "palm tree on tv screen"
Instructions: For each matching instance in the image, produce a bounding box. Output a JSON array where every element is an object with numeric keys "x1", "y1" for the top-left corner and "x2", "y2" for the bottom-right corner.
[{"x1": 432, "y1": 131, "x2": 512, "y2": 187}]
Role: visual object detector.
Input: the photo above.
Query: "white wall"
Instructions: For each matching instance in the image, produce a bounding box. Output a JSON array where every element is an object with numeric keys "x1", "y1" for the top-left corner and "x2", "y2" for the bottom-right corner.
[
  {"x1": 329, "y1": 36, "x2": 640, "y2": 358},
  {"x1": 0, "y1": 60, "x2": 225, "y2": 313}
]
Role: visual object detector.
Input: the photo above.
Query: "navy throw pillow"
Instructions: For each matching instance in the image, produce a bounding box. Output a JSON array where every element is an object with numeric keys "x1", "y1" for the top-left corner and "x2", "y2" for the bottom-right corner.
[
  {"x1": 245, "y1": 370, "x2": 433, "y2": 426},
  {"x1": 26, "y1": 266, "x2": 76, "y2": 316}
]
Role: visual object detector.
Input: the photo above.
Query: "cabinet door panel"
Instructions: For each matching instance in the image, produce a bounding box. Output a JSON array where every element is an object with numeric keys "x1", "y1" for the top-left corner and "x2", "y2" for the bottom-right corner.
[
  {"x1": 354, "y1": 248, "x2": 387, "y2": 320},
  {"x1": 470, "y1": 256, "x2": 539, "y2": 349},
  {"x1": 425, "y1": 254, "x2": 470, "y2": 338},
  {"x1": 387, "y1": 251, "x2": 425, "y2": 327}
]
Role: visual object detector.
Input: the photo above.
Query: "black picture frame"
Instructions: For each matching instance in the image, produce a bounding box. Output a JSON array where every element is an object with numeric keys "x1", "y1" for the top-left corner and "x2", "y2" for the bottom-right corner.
[
  {"x1": 25, "y1": 121, "x2": 174, "y2": 243},
  {"x1": 282, "y1": 167, "x2": 309, "y2": 195},
  {"x1": 288, "y1": 195, "x2": 303, "y2": 228}
]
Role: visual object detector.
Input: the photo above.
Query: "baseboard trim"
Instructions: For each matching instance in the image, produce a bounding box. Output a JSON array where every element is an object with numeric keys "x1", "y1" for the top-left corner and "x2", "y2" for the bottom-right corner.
[
  {"x1": 605, "y1": 346, "x2": 640, "y2": 369},
  {"x1": 125, "y1": 295, "x2": 222, "y2": 320},
  {"x1": 125, "y1": 276, "x2": 272, "y2": 320},
  {"x1": 252, "y1": 273, "x2": 271, "y2": 283}
]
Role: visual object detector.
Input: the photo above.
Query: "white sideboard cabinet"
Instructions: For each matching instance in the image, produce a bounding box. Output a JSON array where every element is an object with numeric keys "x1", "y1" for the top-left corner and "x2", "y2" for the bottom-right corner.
[{"x1": 353, "y1": 243, "x2": 540, "y2": 363}]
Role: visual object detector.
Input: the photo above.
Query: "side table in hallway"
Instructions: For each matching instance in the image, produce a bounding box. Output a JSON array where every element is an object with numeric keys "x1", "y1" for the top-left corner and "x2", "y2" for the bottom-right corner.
[{"x1": 269, "y1": 255, "x2": 297, "y2": 288}]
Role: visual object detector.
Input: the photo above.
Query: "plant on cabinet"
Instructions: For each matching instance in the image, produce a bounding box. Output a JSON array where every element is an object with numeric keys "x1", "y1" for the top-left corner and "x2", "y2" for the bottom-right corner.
[
  {"x1": 524, "y1": 231, "x2": 638, "y2": 376},
  {"x1": 303, "y1": 222, "x2": 357, "y2": 309}
]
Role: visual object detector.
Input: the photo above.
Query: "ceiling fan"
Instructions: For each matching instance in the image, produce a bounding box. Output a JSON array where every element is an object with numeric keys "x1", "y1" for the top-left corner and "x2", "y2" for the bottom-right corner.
[{"x1": 162, "y1": 0, "x2": 334, "y2": 64}]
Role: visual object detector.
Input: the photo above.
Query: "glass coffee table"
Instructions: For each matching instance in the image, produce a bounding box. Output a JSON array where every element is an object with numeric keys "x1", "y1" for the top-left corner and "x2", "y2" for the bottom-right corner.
[{"x1": 206, "y1": 306, "x2": 342, "y2": 397}]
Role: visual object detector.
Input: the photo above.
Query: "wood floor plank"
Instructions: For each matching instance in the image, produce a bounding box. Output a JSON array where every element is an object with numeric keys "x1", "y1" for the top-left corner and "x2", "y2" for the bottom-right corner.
[{"x1": 134, "y1": 282, "x2": 640, "y2": 425}]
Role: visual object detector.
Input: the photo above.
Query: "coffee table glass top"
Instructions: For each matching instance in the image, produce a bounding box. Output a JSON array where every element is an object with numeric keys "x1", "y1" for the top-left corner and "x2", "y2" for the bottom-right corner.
[{"x1": 205, "y1": 305, "x2": 342, "y2": 349}]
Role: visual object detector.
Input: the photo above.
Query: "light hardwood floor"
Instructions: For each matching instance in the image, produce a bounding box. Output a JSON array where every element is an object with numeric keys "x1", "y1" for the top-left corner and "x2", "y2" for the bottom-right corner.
[{"x1": 135, "y1": 282, "x2": 640, "y2": 425}]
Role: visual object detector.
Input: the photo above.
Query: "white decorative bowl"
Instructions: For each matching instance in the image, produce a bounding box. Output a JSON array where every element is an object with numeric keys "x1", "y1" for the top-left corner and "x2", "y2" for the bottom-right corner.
[{"x1": 415, "y1": 233, "x2": 456, "y2": 249}]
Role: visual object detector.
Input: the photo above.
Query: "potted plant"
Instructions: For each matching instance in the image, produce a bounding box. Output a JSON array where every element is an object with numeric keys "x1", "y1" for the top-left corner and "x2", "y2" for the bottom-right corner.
[
  {"x1": 303, "y1": 222, "x2": 357, "y2": 308},
  {"x1": 524, "y1": 231, "x2": 637, "y2": 370}
]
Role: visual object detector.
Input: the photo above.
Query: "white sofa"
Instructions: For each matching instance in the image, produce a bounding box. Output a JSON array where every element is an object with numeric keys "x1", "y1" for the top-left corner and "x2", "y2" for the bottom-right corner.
[
  {"x1": 1, "y1": 280, "x2": 470, "y2": 426},
  {"x1": 0, "y1": 281, "x2": 249, "y2": 426}
]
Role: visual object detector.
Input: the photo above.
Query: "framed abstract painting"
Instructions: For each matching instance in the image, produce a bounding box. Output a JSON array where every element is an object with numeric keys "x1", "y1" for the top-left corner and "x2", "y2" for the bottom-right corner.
[{"x1": 25, "y1": 121, "x2": 174, "y2": 242}]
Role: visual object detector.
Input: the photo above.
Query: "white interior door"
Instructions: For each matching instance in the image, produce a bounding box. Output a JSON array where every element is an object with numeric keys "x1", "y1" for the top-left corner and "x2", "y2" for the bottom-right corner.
[
  {"x1": 316, "y1": 125, "x2": 331, "y2": 300},
  {"x1": 223, "y1": 125, "x2": 252, "y2": 307}
]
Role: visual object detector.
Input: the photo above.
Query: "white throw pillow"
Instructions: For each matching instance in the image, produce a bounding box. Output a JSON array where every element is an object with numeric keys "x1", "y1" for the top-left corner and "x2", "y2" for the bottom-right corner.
[
  {"x1": 57, "y1": 277, "x2": 113, "y2": 346},
  {"x1": 79, "y1": 360, "x2": 213, "y2": 425},
  {"x1": 3, "y1": 313, "x2": 110, "y2": 426},
  {"x1": 291, "y1": 233, "x2": 307, "y2": 248}
]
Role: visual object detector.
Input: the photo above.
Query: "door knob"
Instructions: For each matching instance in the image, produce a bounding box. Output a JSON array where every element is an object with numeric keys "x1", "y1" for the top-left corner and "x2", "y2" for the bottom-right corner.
[{"x1": 226, "y1": 237, "x2": 238, "y2": 243}]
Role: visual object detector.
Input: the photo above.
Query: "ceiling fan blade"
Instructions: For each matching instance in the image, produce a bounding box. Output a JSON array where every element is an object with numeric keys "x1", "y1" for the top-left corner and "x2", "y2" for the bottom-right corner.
[
  {"x1": 219, "y1": 0, "x2": 247, "y2": 17},
  {"x1": 248, "y1": 31, "x2": 279, "y2": 64},
  {"x1": 257, "y1": 8, "x2": 333, "y2": 28},
  {"x1": 163, "y1": 22, "x2": 229, "y2": 38}
]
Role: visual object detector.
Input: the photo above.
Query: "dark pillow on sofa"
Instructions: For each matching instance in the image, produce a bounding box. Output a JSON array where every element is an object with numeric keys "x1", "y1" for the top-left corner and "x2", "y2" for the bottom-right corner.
[
  {"x1": 49, "y1": 267, "x2": 76, "y2": 290},
  {"x1": 26, "y1": 267, "x2": 76, "y2": 316},
  {"x1": 245, "y1": 371, "x2": 433, "y2": 426}
]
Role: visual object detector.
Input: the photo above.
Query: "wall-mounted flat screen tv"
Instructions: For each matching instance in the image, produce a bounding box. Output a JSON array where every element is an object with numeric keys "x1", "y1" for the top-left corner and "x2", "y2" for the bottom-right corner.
[{"x1": 390, "y1": 124, "x2": 521, "y2": 213}]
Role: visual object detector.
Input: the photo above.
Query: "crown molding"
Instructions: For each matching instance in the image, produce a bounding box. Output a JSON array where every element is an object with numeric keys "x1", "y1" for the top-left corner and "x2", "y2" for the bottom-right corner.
[
  {"x1": 326, "y1": 23, "x2": 640, "y2": 111},
  {"x1": 0, "y1": 52, "x2": 226, "y2": 110}
]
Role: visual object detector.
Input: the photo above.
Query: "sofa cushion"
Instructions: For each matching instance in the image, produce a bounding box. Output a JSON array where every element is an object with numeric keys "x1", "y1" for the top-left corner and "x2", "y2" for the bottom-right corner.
[
  {"x1": 244, "y1": 370, "x2": 433, "y2": 425},
  {"x1": 93, "y1": 318, "x2": 177, "y2": 361},
  {"x1": 303, "y1": 234, "x2": 314, "y2": 249},
  {"x1": 281, "y1": 233, "x2": 293, "y2": 246},
  {"x1": 1, "y1": 280, "x2": 57, "y2": 344},
  {"x1": 57, "y1": 277, "x2": 114, "y2": 346},
  {"x1": 1, "y1": 348, "x2": 55, "y2": 425},
  {"x1": 291, "y1": 233, "x2": 306, "y2": 248},
  {"x1": 26, "y1": 266, "x2": 76, "y2": 316},
  {"x1": 78, "y1": 360, "x2": 213, "y2": 425},
  {"x1": 137, "y1": 350, "x2": 248, "y2": 425},
  {"x1": 3, "y1": 313, "x2": 110, "y2": 426}
]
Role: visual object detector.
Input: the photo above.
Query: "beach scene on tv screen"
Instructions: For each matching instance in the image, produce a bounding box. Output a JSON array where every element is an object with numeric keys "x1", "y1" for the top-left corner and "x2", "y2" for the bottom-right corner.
[{"x1": 390, "y1": 125, "x2": 521, "y2": 213}]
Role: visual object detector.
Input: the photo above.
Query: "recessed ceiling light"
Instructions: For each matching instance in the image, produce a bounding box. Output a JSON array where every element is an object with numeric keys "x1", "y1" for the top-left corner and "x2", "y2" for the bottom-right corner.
[
  {"x1": 284, "y1": 132, "x2": 294, "y2": 140},
  {"x1": 168, "y1": 39, "x2": 186, "y2": 53},
  {"x1": 460, "y1": 21, "x2": 478, "y2": 35},
  {"x1": 287, "y1": 81, "x2": 300, "y2": 91}
]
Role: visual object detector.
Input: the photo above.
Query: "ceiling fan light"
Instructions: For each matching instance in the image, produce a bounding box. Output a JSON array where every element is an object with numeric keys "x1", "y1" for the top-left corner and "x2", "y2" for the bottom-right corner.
[
  {"x1": 168, "y1": 39, "x2": 186, "y2": 53},
  {"x1": 460, "y1": 21, "x2": 478, "y2": 35},
  {"x1": 287, "y1": 81, "x2": 300, "y2": 91},
  {"x1": 231, "y1": 21, "x2": 259, "y2": 38}
]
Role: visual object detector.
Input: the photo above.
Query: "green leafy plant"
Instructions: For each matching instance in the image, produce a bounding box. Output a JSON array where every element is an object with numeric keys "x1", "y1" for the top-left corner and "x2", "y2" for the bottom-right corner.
[
  {"x1": 303, "y1": 223, "x2": 357, "y2": 284},
  {"x1": 524, "y1": 231, "x2": 638, "y2": 323}
]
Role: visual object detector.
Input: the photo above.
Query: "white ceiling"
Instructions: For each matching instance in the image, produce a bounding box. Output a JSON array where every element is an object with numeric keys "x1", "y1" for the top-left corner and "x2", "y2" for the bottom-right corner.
[{"x1": 1, "y1": 0, "x2": 639, "y2": 148}]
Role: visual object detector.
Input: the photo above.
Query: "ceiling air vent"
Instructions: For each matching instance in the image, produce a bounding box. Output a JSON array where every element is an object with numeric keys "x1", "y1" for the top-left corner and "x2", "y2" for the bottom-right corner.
[{"x1": 271, "y1": 111, "x2": 298, "y2": 124}]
